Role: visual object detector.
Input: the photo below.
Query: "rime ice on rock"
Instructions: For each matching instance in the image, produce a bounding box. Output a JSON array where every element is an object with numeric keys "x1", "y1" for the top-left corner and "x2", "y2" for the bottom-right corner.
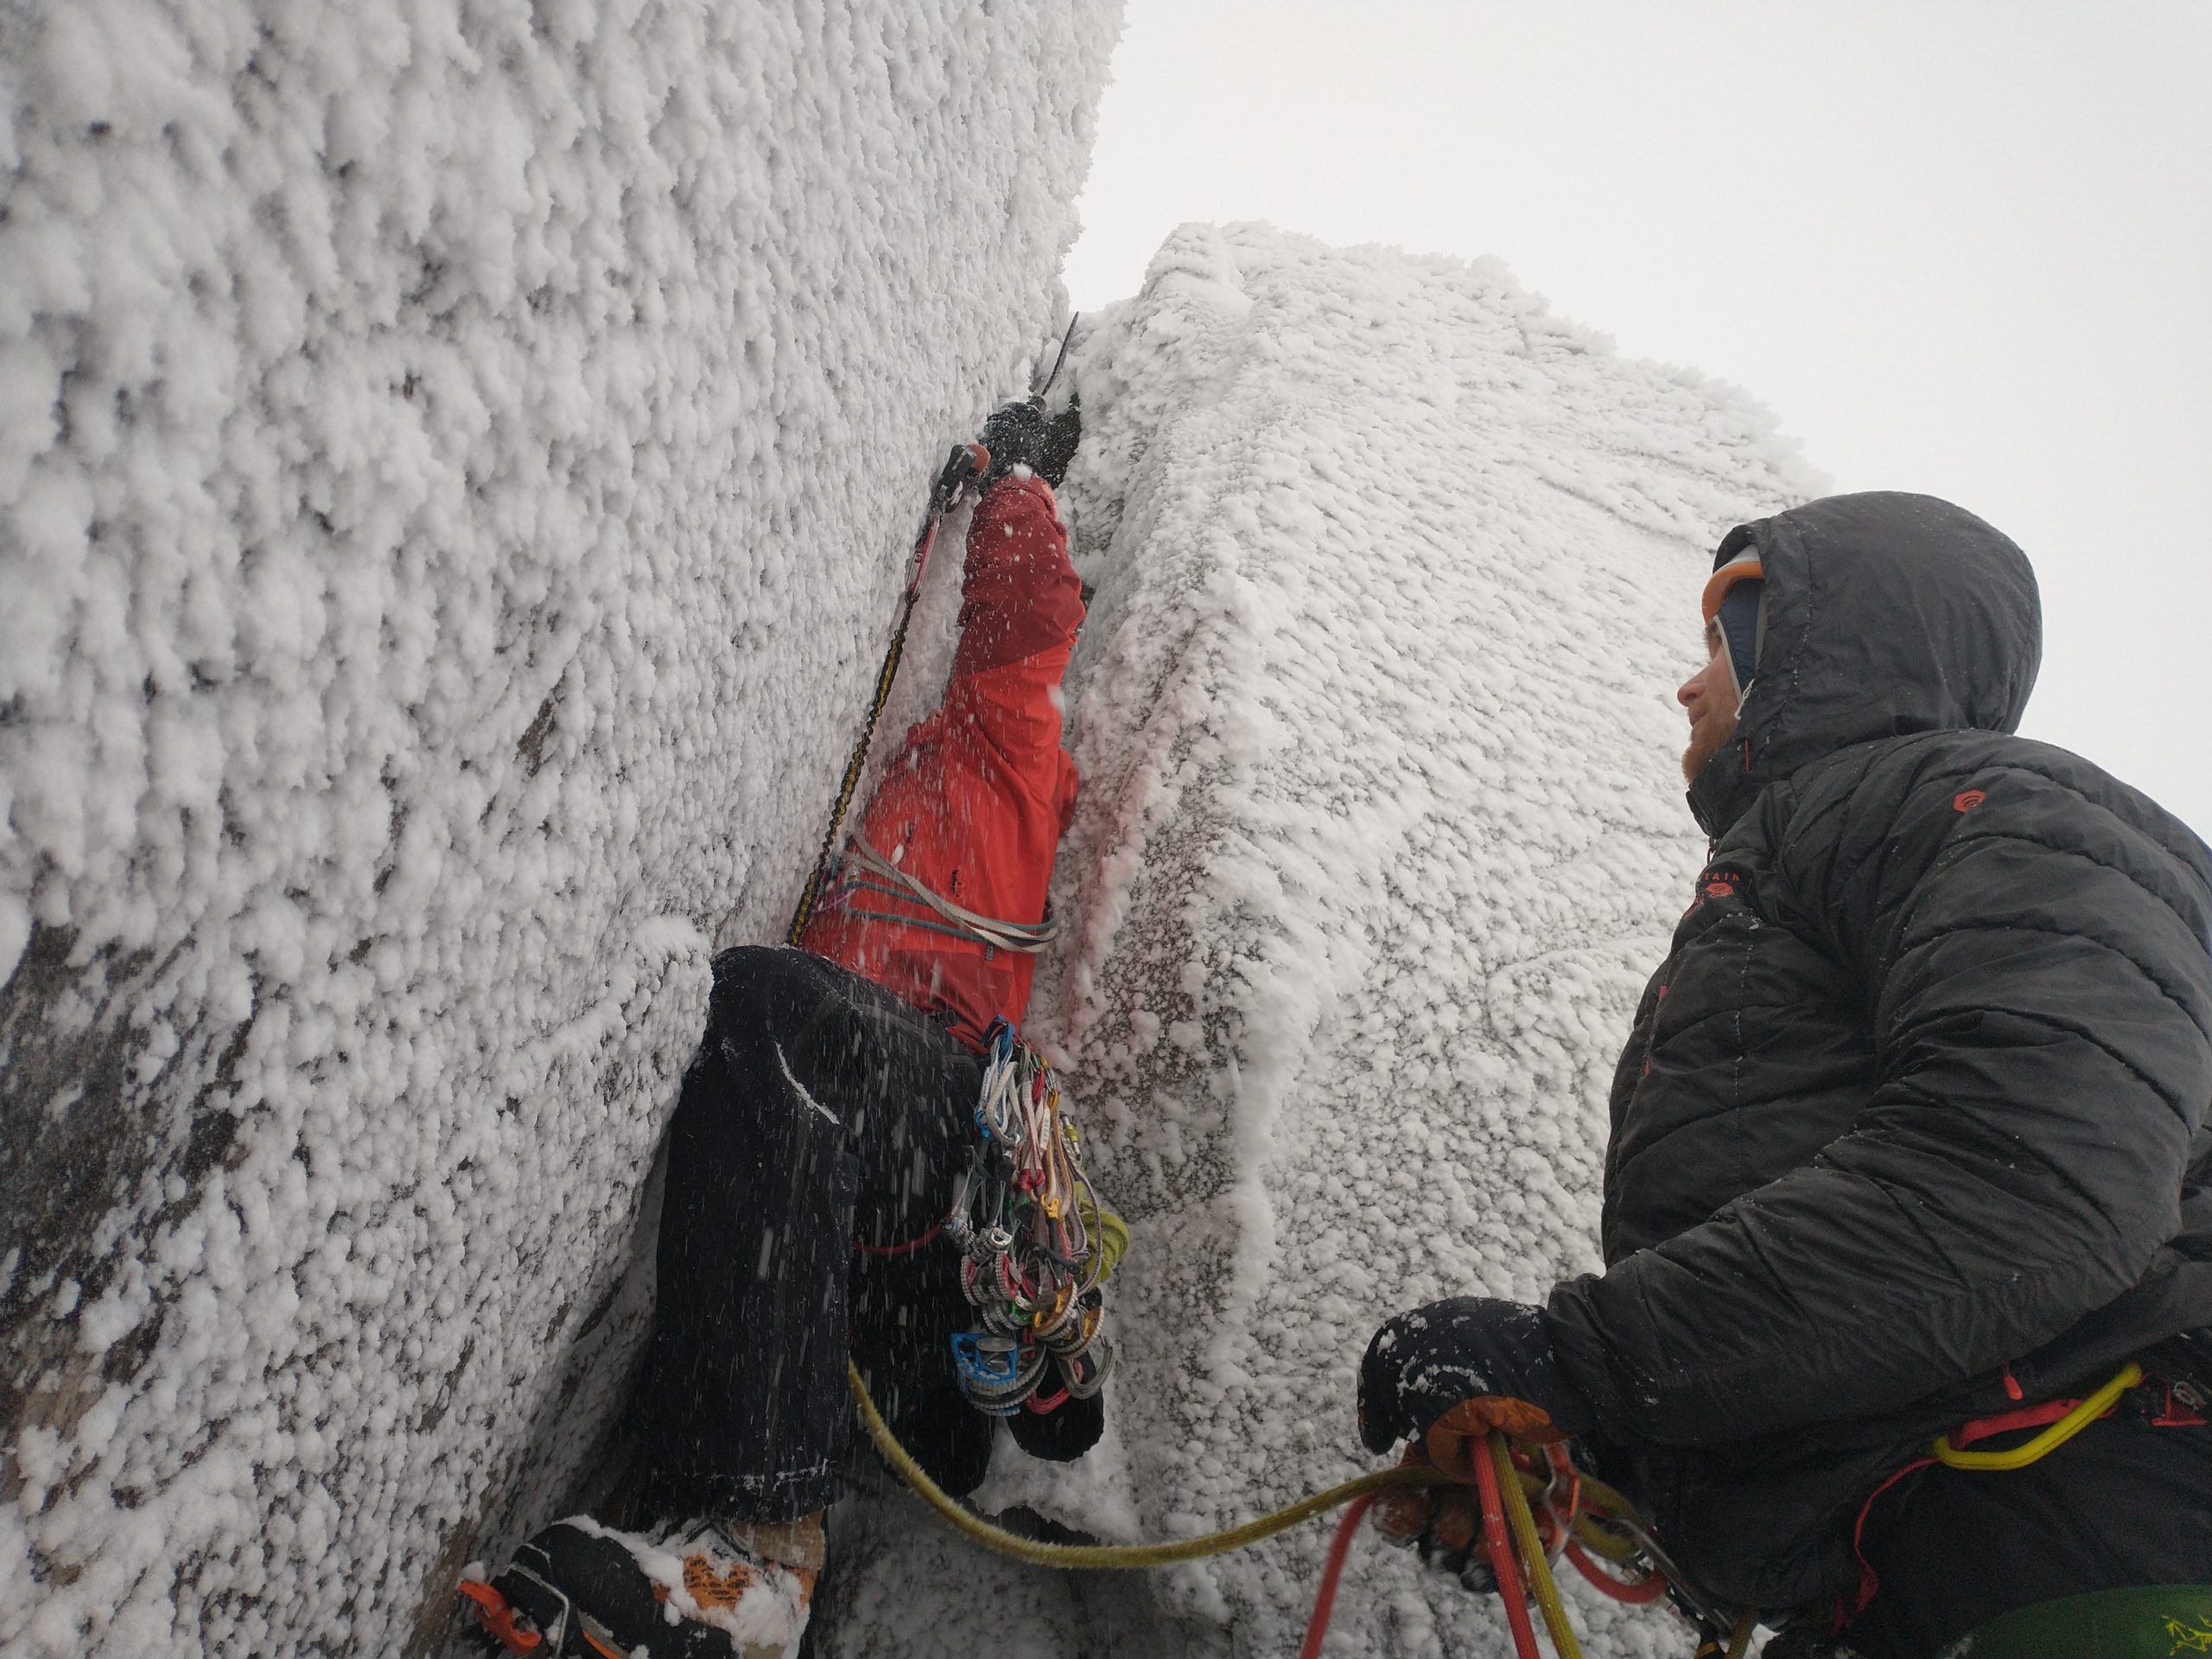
[
  {"x1": 818, "y1": 223, "x2": 1822, "y2": 1658},
  {"x1": 0, "y1": 3, "x2": 1121, "y2": 1654}
]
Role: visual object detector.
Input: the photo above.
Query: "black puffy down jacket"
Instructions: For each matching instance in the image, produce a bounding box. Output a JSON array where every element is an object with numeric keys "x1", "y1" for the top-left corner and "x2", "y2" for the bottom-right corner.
[{"x1": 1545, "y1": 493, "x2": 2212, "y2": 1608}]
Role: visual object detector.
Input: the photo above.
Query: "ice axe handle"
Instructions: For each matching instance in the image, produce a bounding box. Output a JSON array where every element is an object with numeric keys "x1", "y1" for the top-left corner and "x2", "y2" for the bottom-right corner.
[{"x1": 1032, "y1": 312, "x2": 1079, "y2": 404}]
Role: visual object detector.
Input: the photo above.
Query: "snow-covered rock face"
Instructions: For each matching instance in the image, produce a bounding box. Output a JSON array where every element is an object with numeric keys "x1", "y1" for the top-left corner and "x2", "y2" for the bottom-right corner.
[
  {"x1": 822, "y1": 224, "x2": 1822, "y2": 1657},
  {"x1": 0, "y1": 3, "x2": 1118, "y2": 1652}
]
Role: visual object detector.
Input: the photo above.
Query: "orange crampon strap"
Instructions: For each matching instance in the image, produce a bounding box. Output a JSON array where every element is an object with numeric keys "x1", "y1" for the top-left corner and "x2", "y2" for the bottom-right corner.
[
  {"x1": 459, "y1": 1574, "x2": 632, "y2": 1659},
  {"x1": 455, "y1": 1579, "x2": 543, "y2": 1654}
]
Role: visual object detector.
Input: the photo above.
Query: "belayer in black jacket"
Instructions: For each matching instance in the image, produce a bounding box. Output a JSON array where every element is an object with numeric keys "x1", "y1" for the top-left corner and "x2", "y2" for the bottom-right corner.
[{"x1": 1357, "y1": 493, "x2": 2212, "y2": 1656}]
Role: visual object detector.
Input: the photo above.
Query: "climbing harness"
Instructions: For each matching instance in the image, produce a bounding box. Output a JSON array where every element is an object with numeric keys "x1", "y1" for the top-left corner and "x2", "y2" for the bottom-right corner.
[
  {"x1": 1929, "y1": 1361, "x2": 2144, "y2": 1471},
  {"x1": 944, "y1": 1023, "x2": 1124, "y2": 1414},
  {"x1": 1842, "y1": 1356, "x2": 2209, "y2": 1624}
]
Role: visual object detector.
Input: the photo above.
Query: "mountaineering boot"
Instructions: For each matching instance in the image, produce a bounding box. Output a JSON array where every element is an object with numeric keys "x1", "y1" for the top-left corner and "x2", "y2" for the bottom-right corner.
[
  {"x1": 458, "y1": 1511, "x2": 821, "y2": 1658},
  {"x1": 1006, "y1": 1384, "x2": 1105, "y2": 1462}
]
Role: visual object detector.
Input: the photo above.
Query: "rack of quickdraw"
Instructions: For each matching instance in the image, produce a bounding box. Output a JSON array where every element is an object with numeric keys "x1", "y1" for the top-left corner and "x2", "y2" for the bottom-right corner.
[{"x1": 942, "y1": 1021, "x2": 1128, "y2": 1417}]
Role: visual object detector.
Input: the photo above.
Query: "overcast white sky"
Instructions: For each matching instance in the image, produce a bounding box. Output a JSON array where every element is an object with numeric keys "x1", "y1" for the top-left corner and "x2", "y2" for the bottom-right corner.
[{"x1": 1063, "y1": 2, "x2": 2212, "y2": 838}]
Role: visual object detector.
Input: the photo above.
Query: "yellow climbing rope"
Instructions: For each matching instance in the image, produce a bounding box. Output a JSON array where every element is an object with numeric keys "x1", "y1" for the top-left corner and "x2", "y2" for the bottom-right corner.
[
  {"x1": 1491, "y1": 1433, "x2": 1586, "y2": 1659},
  {"x1": 849, "y1": 1358, "x2": 1660, "y2": 1574},
  {"x1": 849, "y1": 1357, "x2": 1737, "y2": 1659},
  {"x1": 848, "y1": 1358, "x2": 1449, "y2": 1567}
]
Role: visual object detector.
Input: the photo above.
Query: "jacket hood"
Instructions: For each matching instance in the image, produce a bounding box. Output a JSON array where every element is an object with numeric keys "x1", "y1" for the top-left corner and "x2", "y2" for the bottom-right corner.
[{"x1": 1688, "y1": 492, "x2": 2043, "y2": 837}]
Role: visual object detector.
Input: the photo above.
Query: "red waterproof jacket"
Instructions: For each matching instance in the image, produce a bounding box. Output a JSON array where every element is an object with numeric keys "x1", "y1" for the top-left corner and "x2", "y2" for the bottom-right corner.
[{"x1": 801, "y1": 472, "x2": 1084, "y2": 1050}]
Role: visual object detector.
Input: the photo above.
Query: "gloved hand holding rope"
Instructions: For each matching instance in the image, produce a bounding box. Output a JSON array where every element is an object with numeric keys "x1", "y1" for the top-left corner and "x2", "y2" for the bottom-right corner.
[
  {"x1": 855, "y1": 1294, "x2": 1754, "y2": 1659},
  {"x1": 1357, "y1": 1296, "x2": 1597, "y2": 1568},
  {"x1": 1357, "y1": 1296, "x2": 1753, "y2": 1658}
]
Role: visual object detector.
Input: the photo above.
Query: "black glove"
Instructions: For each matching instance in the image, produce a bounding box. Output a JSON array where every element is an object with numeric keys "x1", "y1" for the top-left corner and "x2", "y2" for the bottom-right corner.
[
  {"x1": 1357, "y1": 1296, "x2": 1593, "y2": 1454},
  {"x1": 981, "y1": 397, "x2": 1083, "y2": 490},
  {"x1": 1359, "y1": 1297, "x2": 1596, "y2": 1591},
  {"x1": 980, "y1": 401, "x2": 1046, "y2": 487}
]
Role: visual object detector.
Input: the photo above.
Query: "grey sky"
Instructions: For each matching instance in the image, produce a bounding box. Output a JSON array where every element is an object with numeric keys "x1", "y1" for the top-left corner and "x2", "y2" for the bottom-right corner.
[{"x1": 1064, "y1": 2, "x2": 2211, "y2": 837}]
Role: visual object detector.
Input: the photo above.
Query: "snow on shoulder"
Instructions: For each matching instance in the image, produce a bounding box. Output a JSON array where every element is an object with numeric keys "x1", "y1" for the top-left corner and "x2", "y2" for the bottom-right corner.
[{"x1": 820, "y1": 223, "x2": 1821, "y2": 1657}]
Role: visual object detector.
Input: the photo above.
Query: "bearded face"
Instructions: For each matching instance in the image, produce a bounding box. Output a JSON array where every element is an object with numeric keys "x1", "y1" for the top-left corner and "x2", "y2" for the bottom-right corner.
[{"x1": 1678, "y1": 618, "x2": 1742, "y2": 785}]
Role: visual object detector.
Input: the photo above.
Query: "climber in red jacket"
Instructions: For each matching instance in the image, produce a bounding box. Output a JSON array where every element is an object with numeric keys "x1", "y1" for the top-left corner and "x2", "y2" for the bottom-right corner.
[
  {"x1": 462, "y1": 400, "x2": 1093, "y2": 1659},
  {"x1": 798, "y1": 458, "x2": 1084, "y2": 1048}
]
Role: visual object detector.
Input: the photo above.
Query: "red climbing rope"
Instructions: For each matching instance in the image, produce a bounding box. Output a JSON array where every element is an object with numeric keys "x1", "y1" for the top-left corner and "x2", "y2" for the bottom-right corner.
[{"x1": 1296, "y1": 1496, "x2": 1375, "y2": 1659}]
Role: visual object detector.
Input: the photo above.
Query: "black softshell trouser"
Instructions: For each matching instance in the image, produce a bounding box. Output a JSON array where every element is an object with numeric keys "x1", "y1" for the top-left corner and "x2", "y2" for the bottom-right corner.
[{"x1": 635, "y1": 946, "x2": 991, "y2": 1522}]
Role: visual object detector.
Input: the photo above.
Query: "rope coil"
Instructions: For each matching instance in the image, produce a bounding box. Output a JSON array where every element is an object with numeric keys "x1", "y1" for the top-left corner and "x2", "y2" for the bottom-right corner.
[{"x1": 831, "y1": 835, "x2": 1061, "y2": 955}]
